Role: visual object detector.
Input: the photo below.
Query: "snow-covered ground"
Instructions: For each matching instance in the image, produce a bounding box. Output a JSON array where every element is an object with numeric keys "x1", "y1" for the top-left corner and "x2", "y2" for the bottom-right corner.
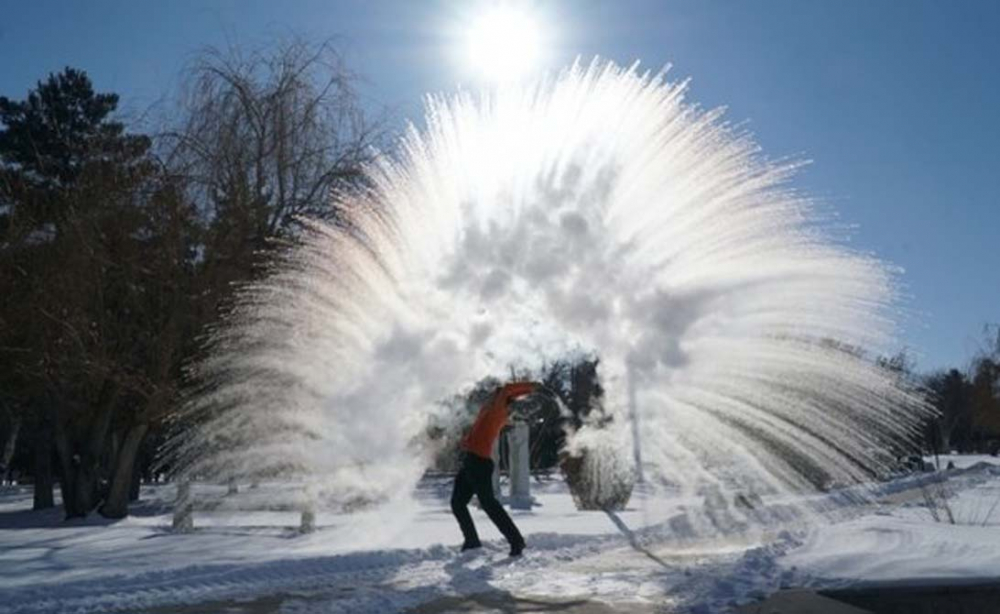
[
  {"x1": 923, "y1": 453, "x2": 1000, "y2": 470},
  {"x1": 787, "y1": 457, "x2": 1000, "y2": 586},
  {"x1": 2, "y1": 457, "x2": 1000, "y2": 613}
]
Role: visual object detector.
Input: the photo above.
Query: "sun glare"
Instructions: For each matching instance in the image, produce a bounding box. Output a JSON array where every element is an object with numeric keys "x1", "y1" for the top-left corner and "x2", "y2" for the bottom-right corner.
[{"x1": 465, "y1": 5, "x2": 541, "y2": 83}]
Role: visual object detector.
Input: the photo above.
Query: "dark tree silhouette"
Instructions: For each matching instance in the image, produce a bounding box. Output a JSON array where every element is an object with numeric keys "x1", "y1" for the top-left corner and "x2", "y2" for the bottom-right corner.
[
  {"x1": 923, "y1": 369, "x2": 973, "y2": 454},
  {"x1": 0, "y1": 68, "x2": 169, "y2": 517}
]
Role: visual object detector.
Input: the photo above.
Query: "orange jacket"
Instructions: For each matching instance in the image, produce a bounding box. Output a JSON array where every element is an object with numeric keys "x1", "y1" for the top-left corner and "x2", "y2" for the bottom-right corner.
[{"x1": 461, "y1": 382, "x2": 536, "y2": 459}]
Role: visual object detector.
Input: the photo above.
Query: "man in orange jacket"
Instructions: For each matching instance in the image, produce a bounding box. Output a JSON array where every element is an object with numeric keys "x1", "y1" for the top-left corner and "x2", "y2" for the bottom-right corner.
[{"x1": 452, "y1": 381, "x2": 538, "y2": 556}]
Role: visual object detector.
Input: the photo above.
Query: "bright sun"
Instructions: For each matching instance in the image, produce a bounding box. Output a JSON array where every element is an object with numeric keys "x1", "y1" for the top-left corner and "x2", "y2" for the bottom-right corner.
[{"x1": 465, "y1": 6, "x2": 541, "y2": 83}]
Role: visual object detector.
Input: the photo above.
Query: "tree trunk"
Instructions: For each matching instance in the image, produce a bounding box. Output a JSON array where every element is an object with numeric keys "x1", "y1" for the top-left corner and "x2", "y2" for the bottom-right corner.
[
  {"x1": 104, "y1": 430, "x2": 121, "y2": 491},
  {"x1": 1, "y1": 412, "x2": 22, "y2": 484},
  {"x1": 53, "y1": 415, "x2": 90, "y2": 518},
  {"x1": 65, "y1": 454, "x2": 101, "y2": 517},
  {"x1": 56, "y1": 380, "x2": 120, "y2": 519},
  {"x1": 52, "y1": 412, "x2": 77, "y2": 516},
  {"x1": 32, "y1": 415, "x2": 54, "y2": 510},
  {"x1": 100, "y1": 422, "x2": 148, "y2": 519},
  {"x1": 128, "y1": 452, "x2": 142, "y2": 502},
  {"x1": 939, "y1": 423, "x2": 952, "y2": 456}
]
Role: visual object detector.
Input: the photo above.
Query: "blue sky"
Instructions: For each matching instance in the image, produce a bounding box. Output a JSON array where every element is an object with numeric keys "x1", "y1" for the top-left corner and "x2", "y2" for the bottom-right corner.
[{"x1": 1, "y1": 1, "x2": 997, "y2": 372}]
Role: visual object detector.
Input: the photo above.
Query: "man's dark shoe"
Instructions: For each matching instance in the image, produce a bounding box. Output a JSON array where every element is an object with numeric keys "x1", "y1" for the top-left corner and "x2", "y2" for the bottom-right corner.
[
  {"x1": 509, "y1": 540, "x2": 525, "y2": 557},
  {"x1": 461, "y1": 541, "x2": 482, "y2": 552}
]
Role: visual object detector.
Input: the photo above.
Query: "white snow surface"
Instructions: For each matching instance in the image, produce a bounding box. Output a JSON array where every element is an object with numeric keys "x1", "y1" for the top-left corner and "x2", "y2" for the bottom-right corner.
[
  {"x1": 785, "y1": 458, "x2": 1000, "y2": 586},
  {"x1": 924, "y1": 453, "x2": 1000, "y2": 470},
  {"x1": 2, "y1": 458, "x2": 1000, "y2": 613}
]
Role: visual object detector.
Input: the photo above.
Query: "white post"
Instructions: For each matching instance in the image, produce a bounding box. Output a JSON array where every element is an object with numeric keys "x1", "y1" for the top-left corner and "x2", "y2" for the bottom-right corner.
[
  {"x1": 172, "y1": 480, "x2": 194, "y2": 532},
  {"x1": 300, "y1": 483, "x2": 316, "y2": 533},
  {"x1": 628, "y1": 364, "x2": 644, "y2": 484},
  {"x1": 300, "y1": 508, "x2": 316, "y2": 533},
  {"x1": 508, "y1": 421, "x2": 532, "y2": 509}
]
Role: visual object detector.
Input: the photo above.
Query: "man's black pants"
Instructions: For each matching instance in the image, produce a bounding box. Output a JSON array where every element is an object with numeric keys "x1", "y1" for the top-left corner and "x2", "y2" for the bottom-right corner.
[{"x1": 450, "y1": 452, "x2": 523, "y2": 547}]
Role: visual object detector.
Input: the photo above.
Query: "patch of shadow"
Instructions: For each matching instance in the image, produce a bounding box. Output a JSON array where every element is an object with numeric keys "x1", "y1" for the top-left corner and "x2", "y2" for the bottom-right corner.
[
  {"x1": 823, "y1": 581, "x2": 1000, "y2": 614},
  {"x1": 135, "y1": 591, "x2": 328, "y2": 614},
  {"x1": 0, "y1": 507, "x2": 127, "y2": 530},
  {"x1": 408, "y1": 591, "x2": 654, "y2": 613}
]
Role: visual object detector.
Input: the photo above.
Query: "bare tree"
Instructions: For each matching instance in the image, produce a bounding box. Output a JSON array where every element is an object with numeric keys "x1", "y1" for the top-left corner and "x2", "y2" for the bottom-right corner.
[
  {"x1": 107, "y1": 39, "x2": 383, "y2": 516},
  {"x1": 166, "y1": 38, "x2": 382, "y2": 277},
  {"x1": 151, "y1": 38, "x2": 383, "y2": 483}
]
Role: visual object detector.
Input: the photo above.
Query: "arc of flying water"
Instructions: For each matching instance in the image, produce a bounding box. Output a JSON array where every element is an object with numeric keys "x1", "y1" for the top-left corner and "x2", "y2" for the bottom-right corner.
[{"x1": 162, "y1": 58, "x2": 931, "y2": 515}]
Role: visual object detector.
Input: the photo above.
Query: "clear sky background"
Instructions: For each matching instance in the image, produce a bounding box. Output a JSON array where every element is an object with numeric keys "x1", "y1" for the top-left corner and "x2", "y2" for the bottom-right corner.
[{"x1": 1, "y1": 0, "x2": 997, "y2": 372}]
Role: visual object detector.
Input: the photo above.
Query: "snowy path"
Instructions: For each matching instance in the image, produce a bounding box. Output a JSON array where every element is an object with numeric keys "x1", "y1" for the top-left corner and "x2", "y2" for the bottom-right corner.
[{"x1": 3, "y1": 460, "x2": 1000, "y2": 613}]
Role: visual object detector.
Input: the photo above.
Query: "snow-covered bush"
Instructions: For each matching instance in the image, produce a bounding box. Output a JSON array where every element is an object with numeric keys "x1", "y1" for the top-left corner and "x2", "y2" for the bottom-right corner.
[{"x1": 561, "y1": 425, "x2": 635, "y2": 511}]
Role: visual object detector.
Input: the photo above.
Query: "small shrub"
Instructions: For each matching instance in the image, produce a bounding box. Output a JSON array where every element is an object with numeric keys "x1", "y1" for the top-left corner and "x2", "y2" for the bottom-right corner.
[{"x1": 560, "y1": 442, "x2": 635, "y2": 511}]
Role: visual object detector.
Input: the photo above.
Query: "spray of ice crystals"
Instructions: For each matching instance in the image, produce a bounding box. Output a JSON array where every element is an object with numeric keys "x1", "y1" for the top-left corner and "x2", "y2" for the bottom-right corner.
[{"x1": 164, "y1": 60, "x2": 928, "y2": 510}]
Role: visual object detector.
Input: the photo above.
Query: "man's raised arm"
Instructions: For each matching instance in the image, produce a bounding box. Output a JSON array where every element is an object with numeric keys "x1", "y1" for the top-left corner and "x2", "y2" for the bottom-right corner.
[{"x1": 502, "y1": 381, "x2": 538, "y2": 401}]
